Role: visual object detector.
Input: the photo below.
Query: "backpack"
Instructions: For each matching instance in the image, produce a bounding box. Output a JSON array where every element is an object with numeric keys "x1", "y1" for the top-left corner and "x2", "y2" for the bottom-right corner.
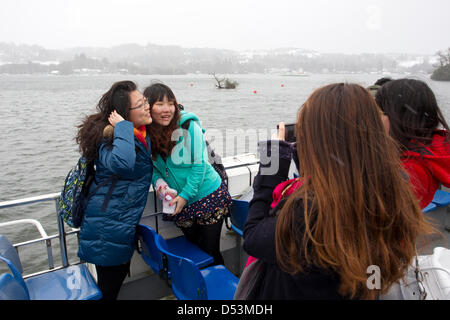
[
  {"x1": 181, "y1": 119, "x2": 228, "y2": 185},
  {"x1": 57, "y1": 156, "x2": 117, "y2": 228}
]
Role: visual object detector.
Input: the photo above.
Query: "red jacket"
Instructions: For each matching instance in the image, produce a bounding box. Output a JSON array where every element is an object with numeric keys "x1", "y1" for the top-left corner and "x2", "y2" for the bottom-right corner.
[{"x1": 402, "y1": 131, "x2": 450, "y2": 208}]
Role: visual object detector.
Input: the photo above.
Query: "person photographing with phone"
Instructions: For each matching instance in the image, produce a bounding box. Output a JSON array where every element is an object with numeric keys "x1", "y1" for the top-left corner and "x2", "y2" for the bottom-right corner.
[
  {"x1": 277, "y1": 122, "x2": 296, "y2": 143},
  {"x1": 242, "y1": 83, "x2": 434, "y2": 299}
]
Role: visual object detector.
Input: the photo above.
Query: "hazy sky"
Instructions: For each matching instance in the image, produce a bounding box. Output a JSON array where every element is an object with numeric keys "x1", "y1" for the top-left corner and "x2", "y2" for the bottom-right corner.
[{"x1": 1, "y1": 0, "x2": 449, "y2": 54}]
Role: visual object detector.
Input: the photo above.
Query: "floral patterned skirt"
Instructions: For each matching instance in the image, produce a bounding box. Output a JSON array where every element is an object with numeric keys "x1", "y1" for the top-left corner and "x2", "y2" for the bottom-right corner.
[{"x1": 163, "y1": 182, "x2": 233, "y2": 228}]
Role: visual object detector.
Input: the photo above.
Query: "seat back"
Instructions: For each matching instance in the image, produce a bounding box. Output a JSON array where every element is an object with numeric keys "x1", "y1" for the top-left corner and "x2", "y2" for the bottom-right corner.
[
  {"x1": 0, "y1": 273, "x2": 29, "y2": 300},
  {"x1": 423, "y1": 202, "x2": 437, "y2": 213},
  {"x1": 432, "y1": 189, "x2": 450, "y2": 207},
  {"x1": 137, "y1": 224, "x2": 164, "y2": 275},
  {"x1": 0, "y1": 235, "x2": 23, "y2": 274},
  {"x1": 0, "y1": 235, "x2": 29, "y2": 299},
  {"x1": 0, "y1": 255, "x2": 30, "y2": 300},
  {"x1": 229, "y1": 199, "x2": 249, "y2": 236},
  {"x1": 155, "y1": 234, "x2": 207, "y2": 300}
]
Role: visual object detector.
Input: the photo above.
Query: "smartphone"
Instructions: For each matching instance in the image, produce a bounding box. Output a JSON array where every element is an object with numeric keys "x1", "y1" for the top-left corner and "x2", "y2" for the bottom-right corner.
[{"x1": 277, "y1": 123, "x2": 296, "y2": 143}]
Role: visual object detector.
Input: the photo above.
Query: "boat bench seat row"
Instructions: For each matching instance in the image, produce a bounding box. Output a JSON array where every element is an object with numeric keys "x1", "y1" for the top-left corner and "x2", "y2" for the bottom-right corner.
[
  {"x1": 226, "y1": 199, "x2": 250, "y2": 237},
  {"x1": 137, "y1": 224, "x2": 239, "y2": 300},
  {"x1": 0, "y1": 235, "x2": 102, "y2": 300},
  {"x1": 423, "y1": 189, "x2": 450, "y2": 213},
  {"x1": 1, "y1": 186, "x2": 446, "y2": 300}
]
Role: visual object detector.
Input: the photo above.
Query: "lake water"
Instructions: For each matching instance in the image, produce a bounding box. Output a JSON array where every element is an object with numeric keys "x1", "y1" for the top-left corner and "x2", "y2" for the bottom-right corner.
[{"x1": 1, "y1": 73, "x2": 449, "y2": 274}]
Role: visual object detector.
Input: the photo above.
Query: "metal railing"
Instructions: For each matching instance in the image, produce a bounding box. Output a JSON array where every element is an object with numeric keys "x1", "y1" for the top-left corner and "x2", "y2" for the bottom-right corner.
[
  {"x1": 0, "y1": 193, "x2": 80, "y2": 278},
  {"x1": 0, "y1": 153, "x2": 260, "y2": 278}
]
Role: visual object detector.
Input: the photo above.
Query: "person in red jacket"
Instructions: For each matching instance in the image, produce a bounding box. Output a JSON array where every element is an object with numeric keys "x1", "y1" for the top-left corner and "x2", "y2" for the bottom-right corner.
[{"x1": 375, "y1": 79, "x2": 450, "y2": 208}]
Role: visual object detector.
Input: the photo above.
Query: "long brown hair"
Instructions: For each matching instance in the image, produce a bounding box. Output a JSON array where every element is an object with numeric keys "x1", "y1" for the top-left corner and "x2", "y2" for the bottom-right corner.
[
  {"x1": 275, "y1": 83, "x2": 435, "y2": 299},
  {"x1": 143, "y1": 83, "x2": 181, "y2": 159}
]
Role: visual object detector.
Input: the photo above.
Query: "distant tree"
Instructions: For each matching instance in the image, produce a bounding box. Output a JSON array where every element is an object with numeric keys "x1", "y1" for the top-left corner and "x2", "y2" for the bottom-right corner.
[
  {"x1": 436, "y1": 48, "x2": 450, "y2": 67},
  {"x1": 224, "y1": 79, "x2": 238, "y2": 89},
  {"x1": 431, "y1": 64, "x2": 450, "y2": 81},
  {"x1": 210, "y1": 72, "x2": 238, "y2": 89},
  {"x1": 431, "y1": 48, "x2": 450, "y2": 81},
  {"x1": 211, "y1": 72, "x2": 225, "y2": 88}
]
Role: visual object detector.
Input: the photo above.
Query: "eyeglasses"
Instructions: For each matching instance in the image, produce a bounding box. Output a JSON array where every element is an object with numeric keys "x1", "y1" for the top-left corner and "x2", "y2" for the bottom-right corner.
[{"x1": 130, "y1": 98, "x2": 149, "y2": 110}]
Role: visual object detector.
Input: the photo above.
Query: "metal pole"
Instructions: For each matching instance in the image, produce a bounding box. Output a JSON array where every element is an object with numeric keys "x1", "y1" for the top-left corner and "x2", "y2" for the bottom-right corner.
[
  {"x1": 55, "y1": 199, "x2": 69, "y2": 267},
  {"x1": 45, "y1": 239, "x2": 54, "y2": 270}
]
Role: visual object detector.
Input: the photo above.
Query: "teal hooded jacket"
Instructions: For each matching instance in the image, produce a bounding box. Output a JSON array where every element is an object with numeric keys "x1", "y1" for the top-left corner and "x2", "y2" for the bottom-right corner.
[{"x1": 152, "y1": 111, "x2": 221, "y2": 205}]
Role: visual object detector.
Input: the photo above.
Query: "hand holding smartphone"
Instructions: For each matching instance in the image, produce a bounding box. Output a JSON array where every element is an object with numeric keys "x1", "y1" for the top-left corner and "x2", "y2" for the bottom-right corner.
[{"x1": 277, "y1": 122, "x2": 296, "y2": 143}]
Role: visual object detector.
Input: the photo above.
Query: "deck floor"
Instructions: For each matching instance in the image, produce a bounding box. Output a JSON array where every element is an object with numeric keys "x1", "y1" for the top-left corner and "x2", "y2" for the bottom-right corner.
[{"x1": 118, "y1": 205, "x2": 449, "y2": 300}]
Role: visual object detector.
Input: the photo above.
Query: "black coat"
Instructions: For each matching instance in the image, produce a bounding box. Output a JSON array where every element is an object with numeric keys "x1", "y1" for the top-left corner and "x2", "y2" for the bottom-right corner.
[{"x1": 243, "y1": 140, "x2": 346, "y2": 300}]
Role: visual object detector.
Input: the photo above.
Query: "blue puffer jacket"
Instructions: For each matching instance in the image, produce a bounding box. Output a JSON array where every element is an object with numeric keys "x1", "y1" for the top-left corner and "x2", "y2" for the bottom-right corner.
[{"x1": 78, "y1": 120, "x2": 153, "y2": 267}]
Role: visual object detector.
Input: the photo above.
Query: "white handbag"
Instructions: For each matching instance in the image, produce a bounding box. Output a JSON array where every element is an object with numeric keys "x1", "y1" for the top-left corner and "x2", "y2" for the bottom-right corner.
[{"x1": 380, "y1": 247, "x2": 450, "y2": 300}]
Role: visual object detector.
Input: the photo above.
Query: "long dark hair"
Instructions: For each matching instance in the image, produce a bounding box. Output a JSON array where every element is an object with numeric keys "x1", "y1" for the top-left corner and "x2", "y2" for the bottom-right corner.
[
  {"x1": 275, "y1": 83, "x2": 435, "y2": 299},
  {"x1": 76, "y1": 80, "x2": 137, "y2": 162},
  {"x1": 375, "y1": 79, "x2": 450, "y2": 151},
  {"x1": 143, "y1": 83, "x2": 181, "y2": 159}
]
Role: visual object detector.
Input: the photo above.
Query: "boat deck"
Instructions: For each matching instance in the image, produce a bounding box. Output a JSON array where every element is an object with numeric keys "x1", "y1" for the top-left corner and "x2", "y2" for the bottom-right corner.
[
  {"x1": 118, "y1": 225, "x2": 247, "y2": 300},
  {"x1": 1, "y1": 151, "x2": 448, "y2": 300},
  {"x1": 116, "y1": 203, "x2": 450, "y2": 300},
  {"x1": 421, "y1": 205, "x2": 450, "y2": 253}
]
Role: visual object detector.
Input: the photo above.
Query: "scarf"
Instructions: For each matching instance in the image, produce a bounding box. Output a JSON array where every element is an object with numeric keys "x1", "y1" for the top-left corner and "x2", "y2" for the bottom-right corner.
[
  {"x1": 133, "y1": 125, "x2": 148, "y2": 149},
  {"x1": 245, "y1": 177, "x2": 303, "y2": 268},
  {"x1": 270, "y1": 178, "x2": 303, "y2": 208}
]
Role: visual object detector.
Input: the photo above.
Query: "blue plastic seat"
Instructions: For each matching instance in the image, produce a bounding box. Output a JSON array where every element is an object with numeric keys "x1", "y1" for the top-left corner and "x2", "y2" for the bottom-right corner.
[
  {"x1": 0, "y1": 273, "x2": 29, "y2": 300},
  {"x1": 229, "y1": 199, "x2": 249, "y2": 236},
  {"x1": 422, "y1": 202, "x2": 437, "y2": 213},
  {"x1": 137, "y1": 224, "x2": 165, "y2": 275},
  {"x1": 154, "y1": 234, "x2": 238, "y2": 300},
  {"x1": 137, "y1": 224, "x2": 213, "y2": 277},
  {"x1": 0, "y1": 235, "x2": 101, "y2": 300},
  {"x1": 432, "y1": 189, "x2": 450, "y2": 207}
]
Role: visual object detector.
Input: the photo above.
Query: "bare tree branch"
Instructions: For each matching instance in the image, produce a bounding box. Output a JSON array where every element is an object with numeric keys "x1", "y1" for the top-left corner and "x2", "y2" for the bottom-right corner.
[{"x1": 210, "y1": 72, "x2": 226, "y2": 89}]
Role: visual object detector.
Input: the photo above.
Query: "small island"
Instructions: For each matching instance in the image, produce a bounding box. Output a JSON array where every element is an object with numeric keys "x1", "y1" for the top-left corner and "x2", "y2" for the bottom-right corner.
[
  {"x1": 431, "y1": 48, "x2": 450, "y2": 81},
  {"x1": 210, "y1": 72, "x2": 239, "y2": 89}
]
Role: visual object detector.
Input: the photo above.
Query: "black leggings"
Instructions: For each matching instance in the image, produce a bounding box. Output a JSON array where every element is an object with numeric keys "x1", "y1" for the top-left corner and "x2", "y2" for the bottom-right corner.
[
  {"x1": 95, "y1": 261, "x2": 130, "y2": 300},
  {"x1": 180, "y1": 218, "x2": 224, "y2": 266}
]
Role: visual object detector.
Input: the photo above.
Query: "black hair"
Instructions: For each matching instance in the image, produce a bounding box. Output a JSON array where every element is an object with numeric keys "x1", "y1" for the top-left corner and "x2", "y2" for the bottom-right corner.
[
  {"x1": 76, "y1": 80, "x2": 137, "y2": 162},
  {"x1": 143, "y1": 82, "x2": 181, "y2": 158},
  {"x1": 375, "y1": 78, "x2": 449, "y2": 151},
  {"x1": 144, "y1": 82, "x2": 178, "y2": 110},
  {"x1": 374, "y1": 77, "x2": 393, "y2": 86}
]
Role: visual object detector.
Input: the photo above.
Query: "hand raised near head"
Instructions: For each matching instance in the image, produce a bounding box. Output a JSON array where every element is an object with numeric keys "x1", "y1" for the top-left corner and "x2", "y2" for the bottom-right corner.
[{"x1": 108, "y1": 110, "x2": 125, "y2": 127}]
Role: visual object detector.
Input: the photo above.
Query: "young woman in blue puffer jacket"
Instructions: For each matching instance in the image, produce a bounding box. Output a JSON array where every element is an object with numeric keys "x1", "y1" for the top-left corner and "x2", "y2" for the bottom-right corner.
[{"x1": 76, "y1": 80, "x2": 153, "y2": 300}]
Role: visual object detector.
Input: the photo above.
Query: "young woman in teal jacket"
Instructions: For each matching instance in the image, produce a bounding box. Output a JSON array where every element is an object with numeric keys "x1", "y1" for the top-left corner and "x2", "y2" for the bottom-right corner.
[
  {"x1": 144, "y1": 82, "x2": 232, "y2": 266},
  {"x1": 76, "y1": 81, "x2": 153, "y2": 300}
]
